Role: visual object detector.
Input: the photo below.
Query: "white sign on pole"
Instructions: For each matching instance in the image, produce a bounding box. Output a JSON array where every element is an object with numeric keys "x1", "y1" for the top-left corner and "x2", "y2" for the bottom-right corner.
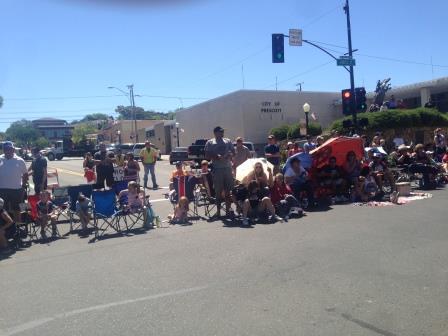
[{"x1": 289, "y1": 29, "x2": 302, "y2": 46}]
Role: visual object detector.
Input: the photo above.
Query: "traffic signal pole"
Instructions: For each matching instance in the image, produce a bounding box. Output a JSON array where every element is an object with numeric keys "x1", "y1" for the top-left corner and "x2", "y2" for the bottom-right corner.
[{"x1": 344, "y1": 0, "x2": 357, "y2": 131}]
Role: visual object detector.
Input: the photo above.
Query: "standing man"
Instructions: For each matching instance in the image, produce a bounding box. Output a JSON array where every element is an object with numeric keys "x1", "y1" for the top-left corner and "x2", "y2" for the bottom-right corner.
[
  {"x1": 0, "y1": 141, "x2": 28, "y2": 222},
  {"x1": 140, "y1": 141, "x2": 159, "y2": 190},
  {"x1": 303, "y1": 136, "x2": 316, "y2": 154},
  {"x1": 94, "y1": 143, "x2": 115, "y2": 189},
  {"x1": 28, "y1": 147, "x2": 47, "y2": 195},
  {"x1": 264, "y1": 135, "x2": 281, "y2": 175},
  {"x1": 205, "y1": 126, "x2": 235, "y2": 218},
  {"x1": 233, "y1": 137, "x2": 251, "y2": 174}
]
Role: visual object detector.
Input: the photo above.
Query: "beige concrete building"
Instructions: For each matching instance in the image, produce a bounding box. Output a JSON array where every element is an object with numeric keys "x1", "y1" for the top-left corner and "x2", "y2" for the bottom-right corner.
[
  {"x1": 101, "y1": 120, "x2": 164, "y2": 144},
  {"x1": 141, "y1": 120, "x2": 177, "y2": 154},
  {"x1": 176, "y1": 89, "x2": 340, "y2": 147}
]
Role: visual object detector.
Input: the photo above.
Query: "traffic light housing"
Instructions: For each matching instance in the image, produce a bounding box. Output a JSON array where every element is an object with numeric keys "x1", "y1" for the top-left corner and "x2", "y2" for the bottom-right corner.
[
  {"x1": 341, "y1": 89, "x2": 352, "y2": 115},
  {"x1": 272, "y1": 34, "x2": 284, "y2": 63},
  {"x1": 355, "y1": 87, "x2": 367, "y2": 111}
]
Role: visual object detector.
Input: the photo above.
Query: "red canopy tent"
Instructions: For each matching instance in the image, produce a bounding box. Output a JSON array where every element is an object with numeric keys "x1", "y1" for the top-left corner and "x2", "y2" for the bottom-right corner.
[{"x1": 309, "y1": 137, "x2": 364, "y2": 168}]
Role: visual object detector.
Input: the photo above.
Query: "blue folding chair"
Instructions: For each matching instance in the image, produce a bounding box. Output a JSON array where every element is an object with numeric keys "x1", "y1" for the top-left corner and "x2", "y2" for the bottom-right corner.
[
  {"x1": 67, "y1": 184, "x2": 93, "y2": 232},
  {"x1": 92, "y1": 189, "x2": 119, "y2": 240},
  {"x1": 112, "y1": 180, "x2": 129, "y2": 195}
]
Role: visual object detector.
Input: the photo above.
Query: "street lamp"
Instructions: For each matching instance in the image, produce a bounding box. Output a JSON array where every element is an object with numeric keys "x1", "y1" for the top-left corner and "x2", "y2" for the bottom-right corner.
[
  {"x1": 116, "y1": 130, "x2": 121, "y2": 145},
  {"x1": 175, "y1": 122, "x2": 180, "y2": 147},
  {"x1": 302, "y1": 102, "x2": 310, "y2": 136}
]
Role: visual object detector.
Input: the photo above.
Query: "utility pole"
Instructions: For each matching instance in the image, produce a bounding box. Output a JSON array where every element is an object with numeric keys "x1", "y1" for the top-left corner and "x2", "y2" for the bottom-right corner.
[
  {"x1": 344, "y1": 0, "x2": 357, "y2": 130},
  {"x1": 127, "y1": 84, "x2": 138, "y2": 143}
]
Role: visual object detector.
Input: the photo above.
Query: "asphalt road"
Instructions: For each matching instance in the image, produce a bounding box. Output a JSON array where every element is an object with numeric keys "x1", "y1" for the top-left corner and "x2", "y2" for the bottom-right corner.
[{"x1": 1, "y1": 157, "x2": 448, "y2": 336}]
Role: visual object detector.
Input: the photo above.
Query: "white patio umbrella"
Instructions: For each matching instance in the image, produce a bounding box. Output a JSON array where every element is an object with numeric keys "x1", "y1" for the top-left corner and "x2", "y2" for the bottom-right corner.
[{"x1": 236, "y1": 158, "x2": 274, "y2": 183}]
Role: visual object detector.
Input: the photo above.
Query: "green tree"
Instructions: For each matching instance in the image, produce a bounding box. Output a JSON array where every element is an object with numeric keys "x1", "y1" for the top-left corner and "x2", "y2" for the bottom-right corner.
[
  {"x1": 270, "y1": 125, "x2": 290, "y2": 141},
  {"x1": 72, "y1": 123, "x2": 97, "y2": 144},
  {"x1": 80, "y1": 113, "x2": 110, "y2": 122},
  {"x1": 115, "y1": 105, "x2": 174, "y2": 120},
  {"x1": 5, "y1": 119, "x2": 40, "y2": 146},
  {"x1": 35, "y1": 137, "x2": 50, "y2": 149}
]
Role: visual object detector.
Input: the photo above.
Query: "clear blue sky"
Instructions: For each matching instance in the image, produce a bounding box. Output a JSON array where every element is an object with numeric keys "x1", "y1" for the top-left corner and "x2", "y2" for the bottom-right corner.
[{"x1": 1, "y1": 0, "x2": 448, "y2": 131}]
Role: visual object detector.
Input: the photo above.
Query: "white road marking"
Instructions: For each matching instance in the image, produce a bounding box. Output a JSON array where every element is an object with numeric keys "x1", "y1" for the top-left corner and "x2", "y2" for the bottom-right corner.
[
  {"x1": 149, "y1": 198, "x2": 170, "y2": 203},
  {"x1": 0, "y1": 286, "x2": 208, "y2": 336}
]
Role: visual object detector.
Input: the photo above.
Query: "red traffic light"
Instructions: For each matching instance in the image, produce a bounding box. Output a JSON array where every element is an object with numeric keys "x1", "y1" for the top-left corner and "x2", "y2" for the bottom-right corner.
[{"x1": 343, "y1": 91, "x2": 351, "y2": 99}]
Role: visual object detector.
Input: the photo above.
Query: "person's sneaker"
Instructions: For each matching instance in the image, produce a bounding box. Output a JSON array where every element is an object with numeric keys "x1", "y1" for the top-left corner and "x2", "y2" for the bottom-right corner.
[
  {"x1": 40, "y1": 230, "x2": 47, "y2": 240},
  {"x1": 284, "y1": 215, "x2": 289, "y2": 221},
  {"x1": 153, "y1": 185, "x2": 159, "y2": 190},
  {"x1": 269, "y1": 215, "x2": 283, "y2": 223},
  {"x1": 242, "y1": 218, "x2": 249, "y2": 226}
]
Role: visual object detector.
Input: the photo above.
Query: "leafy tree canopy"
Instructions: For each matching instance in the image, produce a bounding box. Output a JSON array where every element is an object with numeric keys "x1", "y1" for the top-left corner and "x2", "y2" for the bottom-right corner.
[
  {"x1": 5, "y1": 119, "x2": 41, "y2": 146},
  {"x1": 72, "y1": 123, "x2": 97, "y2": 144},
  {"x1": 80, "y1": 113, "x2": 110, "y2": 122},
  {"x1": 115, "y1": 105, "x2": 175, "y2": 120}
]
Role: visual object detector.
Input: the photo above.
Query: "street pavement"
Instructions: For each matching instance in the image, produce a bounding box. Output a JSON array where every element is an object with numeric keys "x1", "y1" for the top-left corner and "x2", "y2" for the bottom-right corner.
[{"x1": 1, "y1": 157, "x2": 448, "y2": 335}]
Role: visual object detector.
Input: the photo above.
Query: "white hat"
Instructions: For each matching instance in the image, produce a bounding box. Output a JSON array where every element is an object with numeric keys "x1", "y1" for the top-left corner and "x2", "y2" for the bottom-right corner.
[{"x1": 0, "y1": 198, "x2": 4, "y2": 210}]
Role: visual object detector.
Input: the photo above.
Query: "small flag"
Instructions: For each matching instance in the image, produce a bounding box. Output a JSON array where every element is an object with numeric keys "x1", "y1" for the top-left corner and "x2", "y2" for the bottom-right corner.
[{"x1": 311, "y1": 112, "x2": 317, "y2": 121}]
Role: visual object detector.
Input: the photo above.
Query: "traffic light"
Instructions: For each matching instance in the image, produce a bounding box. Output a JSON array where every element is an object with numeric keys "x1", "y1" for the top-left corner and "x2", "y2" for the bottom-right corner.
[
  {"x1": 355, "y1": 87, "x2": 367, "y2": 111},
  {"x1": 341, "y1": 89, "x2": 352, "y2": 115},
  {"x1": 272, "y1": 34, "x2": 284, "y2": 63}
]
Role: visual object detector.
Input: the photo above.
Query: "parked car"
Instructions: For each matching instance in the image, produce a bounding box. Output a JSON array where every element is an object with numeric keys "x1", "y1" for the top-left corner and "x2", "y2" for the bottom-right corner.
[
  {"x1": 169, "y1": 147, "x2": 188, "y2": 164},
  {"x1": 233, "y1": 141, "x2": 257, "y2": 158}
]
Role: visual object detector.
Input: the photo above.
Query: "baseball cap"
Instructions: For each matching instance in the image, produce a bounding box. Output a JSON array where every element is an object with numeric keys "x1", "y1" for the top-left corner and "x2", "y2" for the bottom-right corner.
[
  {"x1": 175, "y1": 161, "x2": 182, "y2": 167},
  {"x1": 213, "y1": 126, "x2": 224, "y2": 133},
  {"x1": 3, "y1": 141, "x2": 14, "y2": 150}
]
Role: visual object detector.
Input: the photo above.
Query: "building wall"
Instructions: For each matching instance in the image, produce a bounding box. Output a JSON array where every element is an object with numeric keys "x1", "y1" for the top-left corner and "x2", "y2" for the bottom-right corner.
[
  {"x1": 177, "y1": 91, "x2": 245, "y2": 147},
  {"x1": 142, "y1": 121, "x2": 176, "y2": 154},
  {"x1": 102, "y1": 120, "x2": 163, "y2": 144},
  {"x1": 40, "y1": 128, "x2": 72, "y2": 140},
  {"x1": 177, "y1": 90, "x2": 340, "y2": 146}
]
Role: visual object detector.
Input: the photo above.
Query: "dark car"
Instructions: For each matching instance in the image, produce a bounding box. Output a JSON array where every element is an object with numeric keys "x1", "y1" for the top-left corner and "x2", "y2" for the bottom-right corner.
[{"x1": 170, "y1": 147, "x2": 188, "y2": 165}]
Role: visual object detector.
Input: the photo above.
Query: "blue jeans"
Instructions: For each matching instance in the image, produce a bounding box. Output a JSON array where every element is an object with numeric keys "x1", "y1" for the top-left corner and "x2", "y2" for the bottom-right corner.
[{"x1": 143, "y1": 163, "x2": 157, "y2": 188}]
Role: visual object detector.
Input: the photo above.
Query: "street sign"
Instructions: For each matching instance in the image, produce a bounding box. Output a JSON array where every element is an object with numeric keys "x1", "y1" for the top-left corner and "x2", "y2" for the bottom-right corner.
[
  {"x1": 337, "y1": 57, "x2": 356, "y2": 66},
  {"x1": 289, "y1": 29, "x2": 302, "y2": 46}
]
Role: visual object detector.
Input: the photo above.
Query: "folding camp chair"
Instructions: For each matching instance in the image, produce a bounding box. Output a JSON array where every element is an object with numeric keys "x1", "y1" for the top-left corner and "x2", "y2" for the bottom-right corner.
[
  {"x1": 46, "y1": 168, "x2": 60, "y2": 190},
  {"x1": 168, "y1": 175, "x2": 202, "y2": 220},
  {"x1": 52, "y1": 187, "x2": 70, "y2": 225},
  {"x1": 191, "y1": 173, "x2": 216, "y2": 218},
  {"x1": 67, "y1": 184, "x2": 93, "y2": 232},
  {"x1": 92, "y1": 189, "x2": 119, "y2": 240},
  {"x1": 112, "y1": 180, "x2": 129, "y2": 195},
  {"x1": 115, "y1": 190, "x2": 149, "y2": 231},
  {"x1": 23, "y1": 195, "x2": 60, "y2": 240}
]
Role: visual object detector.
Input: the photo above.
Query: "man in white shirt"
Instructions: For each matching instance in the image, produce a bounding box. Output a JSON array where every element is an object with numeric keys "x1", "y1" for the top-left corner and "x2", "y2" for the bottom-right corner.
[{"x1": 0, "y1": 142, "x2": 28, "y2": 221}]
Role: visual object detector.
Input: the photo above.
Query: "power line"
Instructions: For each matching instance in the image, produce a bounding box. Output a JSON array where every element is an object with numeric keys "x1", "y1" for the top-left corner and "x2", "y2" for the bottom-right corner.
[
  {"x1": 261, "y1": 61, "x2": 332, "y2": 89},
  {"x1": 302, "y1": 5, "x2": 341, "y2": 28},
  {"x1": 3, "y1": 94, "x2": 210, "y2": 102},
  {"x1": 306, "y1": 39, "x2": 448, "y2": 68}
]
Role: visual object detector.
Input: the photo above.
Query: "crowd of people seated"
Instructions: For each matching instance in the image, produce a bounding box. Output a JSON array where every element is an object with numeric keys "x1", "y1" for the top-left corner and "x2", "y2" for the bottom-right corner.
[
  {"x1": 164, "y1": 127, "x2": 447, "y2": 227},
  {"x1": 1, "y1": 127, "x2": 447, "y2": 249}
]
